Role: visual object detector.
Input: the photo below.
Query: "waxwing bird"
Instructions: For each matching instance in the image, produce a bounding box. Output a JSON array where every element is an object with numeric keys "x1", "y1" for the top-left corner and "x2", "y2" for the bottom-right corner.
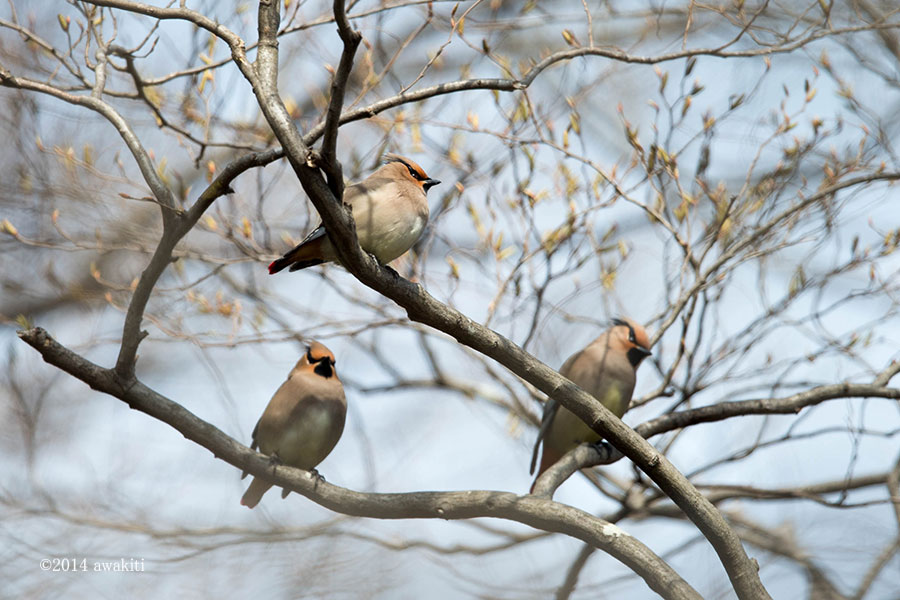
[
  {"x1": 529, "y1": 318, "x2": 652, "y2": 492},
  {"x1": 241, "y1": 341, "x2": 347, "y2": 508},
  {"x1": 268, "y1": 155, "x2": 440, "y2": 273}
]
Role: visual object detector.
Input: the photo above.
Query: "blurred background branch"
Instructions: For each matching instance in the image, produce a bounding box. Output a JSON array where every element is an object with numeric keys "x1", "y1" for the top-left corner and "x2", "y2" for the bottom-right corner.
[{"x1": 2, "y1": 0, "x2": 900, "y2": 598}]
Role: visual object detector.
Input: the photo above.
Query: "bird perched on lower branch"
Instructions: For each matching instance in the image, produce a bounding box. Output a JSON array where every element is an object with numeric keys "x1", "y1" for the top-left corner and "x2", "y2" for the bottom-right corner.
[
  {"x1": 268, "y1": 154, "x2": 440, "y2": 273},
  {"x1": 530, "y1": 318, "x2": 652, "y2": 492},
  {"x1": 241, "y1": 342, "x2": 347, "y2": 508}
]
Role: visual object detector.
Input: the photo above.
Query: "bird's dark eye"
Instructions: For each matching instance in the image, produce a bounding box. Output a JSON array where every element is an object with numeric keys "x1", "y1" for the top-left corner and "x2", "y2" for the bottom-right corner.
[
  {"x1": 407, "y1": 165, "x2": 425, "y2": 180},
  {"x1": 629, "y1": 332, "x2": 637, "y2": 344},
  {"x1": 306, "y1": 347, "x2": 314, "y2": 362}
]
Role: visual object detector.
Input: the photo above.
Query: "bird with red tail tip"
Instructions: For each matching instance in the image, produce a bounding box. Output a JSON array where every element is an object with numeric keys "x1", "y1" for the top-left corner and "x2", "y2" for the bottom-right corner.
[
  {"x1": 268, "y1": 154, "x2": 440, "y2": 274},
  {"x1": 241, "y1": 341, "x2": 347, "y2": 508},
  {"x1": 530, "y1": 318, "x2": 652, "y2": 493}
]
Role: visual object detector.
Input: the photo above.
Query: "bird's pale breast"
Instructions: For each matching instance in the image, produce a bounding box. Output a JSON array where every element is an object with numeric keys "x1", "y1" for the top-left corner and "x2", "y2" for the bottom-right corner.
[{"x1": 352, "y1": 182, "x2": 428, "y2": 263}]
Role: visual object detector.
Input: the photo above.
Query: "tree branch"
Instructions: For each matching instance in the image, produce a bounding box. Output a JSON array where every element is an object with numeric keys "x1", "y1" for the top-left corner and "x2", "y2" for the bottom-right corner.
[
  {"x1": 241, "y1": 3, "x2": 771, "y2": 598},
  {"x1": 638, "y1": 380, "x2": 900, "y2": 439},
  {"x1": 0, "y1": 67, "x2": 176, "y2": 212},
  {"x1": 727, "y1": 513, "x2": 846, "y2": 600},
  {"x1": 17, "y1": 326, "x2": 701, "y2": 600},
  {"x1": 532, "y1": 443, "x2": 624, "y2": 498},
  {"x1": 0, "y1": 62, "x2": 186, "y2": 380},
  {"x1": 249, "y1": 0, "x2": 365, "y2": 273},
  {"x1": 534, "y1": 365, "x2": 900, "y2": 490},
  {"x1": 319, "y1": 0, "x2": 362, "y2": 198},
  {"x1": 83, "y1": 0, "x2": 244, "y2": 47}
]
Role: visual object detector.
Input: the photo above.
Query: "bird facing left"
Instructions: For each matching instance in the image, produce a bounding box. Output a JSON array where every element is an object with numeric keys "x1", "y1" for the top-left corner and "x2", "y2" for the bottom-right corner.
[
  {"x1": 240, "y1": 341, "x2": 347, "y2": 508},
  {"x1": 268, "y1": 155, "x2": 440, "y2": 274}
]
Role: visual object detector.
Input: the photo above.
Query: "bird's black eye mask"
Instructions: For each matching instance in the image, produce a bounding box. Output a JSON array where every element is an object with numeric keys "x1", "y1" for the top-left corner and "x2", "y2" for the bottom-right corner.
[
  {"x1": 386, "y1": 156, "x2": 417, "y2": 176},
  {"x1": 611, "y1": 317, "x2": 638, "y2": 344},
  {"x1": 387, "y1": 156, "x2": 437, "y2": 184},
  {"x1": 385, "y1": 156, "x2": 440, "y2": 194},
  {"x1": 406, "y1": 164, "x2": 426, "y2": 181}
]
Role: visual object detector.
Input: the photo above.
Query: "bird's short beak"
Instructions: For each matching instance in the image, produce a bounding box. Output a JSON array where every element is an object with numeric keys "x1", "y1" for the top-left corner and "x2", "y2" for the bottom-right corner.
[
  {"x1": 423, "y1": 178, "x2": 441, "y2": 193},
  {"x1": 636, "y1": 347, "x2": 652, "y2": 357}
]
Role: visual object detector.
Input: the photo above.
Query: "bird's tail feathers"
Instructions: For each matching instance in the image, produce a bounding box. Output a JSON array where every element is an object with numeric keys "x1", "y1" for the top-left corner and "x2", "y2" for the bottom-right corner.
[
  {"x1": 268, "y1": 256, "x2": 292, "y2": 274},
  {"x1": 268, "y1": 236, "x2": 326, "y2": 274},
  {"x1": 288, "y1": 257, "x2": 324, "y2": 272},
  {"x1": 529, "y1": 440, "x2": 542, "y2": 475},
  {"x1": 240, "y1": 477, "x2": 273, "y2": 508}
]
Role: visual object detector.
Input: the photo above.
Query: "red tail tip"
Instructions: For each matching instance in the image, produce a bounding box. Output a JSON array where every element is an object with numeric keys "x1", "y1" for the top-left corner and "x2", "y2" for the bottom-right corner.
[{"x1": 268, "y1": 260, "x2": 278, "y2": 274}]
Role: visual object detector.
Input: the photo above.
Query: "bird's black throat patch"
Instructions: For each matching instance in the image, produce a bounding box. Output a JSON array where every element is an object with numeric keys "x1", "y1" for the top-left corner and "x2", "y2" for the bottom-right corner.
[
  {"x1": 314, "y1": 360, "x2": 334, "y2": 378},
  {"x1": 627, "y1": 347, "x2": 651, "y2": 368}
]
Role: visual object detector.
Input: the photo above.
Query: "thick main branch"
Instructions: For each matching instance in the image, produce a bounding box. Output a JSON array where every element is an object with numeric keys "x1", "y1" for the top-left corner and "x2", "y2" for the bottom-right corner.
[
  {"x1": 17, "y1": 327, "x2": 700, "y2": 600},
  {"x1": 243, "y1": 2, "x2": 770, "y2": 598}
]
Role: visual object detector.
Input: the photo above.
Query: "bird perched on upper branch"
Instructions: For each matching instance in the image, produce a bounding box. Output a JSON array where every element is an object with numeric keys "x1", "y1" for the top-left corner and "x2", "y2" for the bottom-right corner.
[
  {"x1": 241, "y1": 341, "x2": 347, "y2": 508},
  {"x1": 529, "y1": 318, "x2": 652, "y2": 492},
  {"x1": 268, "y1": 155, "x2": 440, "y2": 273}
]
